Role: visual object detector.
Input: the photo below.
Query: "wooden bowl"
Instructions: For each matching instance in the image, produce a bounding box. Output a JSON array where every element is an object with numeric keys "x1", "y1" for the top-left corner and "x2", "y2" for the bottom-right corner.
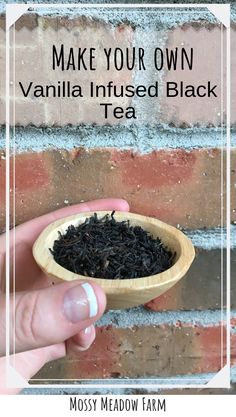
[{"x1": 33, "y1": 211, "x2": 195, "y2": 310}]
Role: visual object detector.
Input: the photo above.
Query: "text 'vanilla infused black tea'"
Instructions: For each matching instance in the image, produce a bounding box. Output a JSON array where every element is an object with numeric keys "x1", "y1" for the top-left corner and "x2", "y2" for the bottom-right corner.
[{"x1": 50, "y1": 212, "x2": 175, "y2": 279}]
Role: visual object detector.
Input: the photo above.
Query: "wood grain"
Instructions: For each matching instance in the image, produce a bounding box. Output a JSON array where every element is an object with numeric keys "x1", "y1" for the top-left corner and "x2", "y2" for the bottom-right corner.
[{"x1": 33, "y1": 211, "x2": 195, "y2": 309}]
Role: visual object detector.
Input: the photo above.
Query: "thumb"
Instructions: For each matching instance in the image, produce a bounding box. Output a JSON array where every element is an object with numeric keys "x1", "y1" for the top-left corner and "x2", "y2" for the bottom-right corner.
[{"x1": 0, "y1": 280, "x2": 106, "y2": 355}]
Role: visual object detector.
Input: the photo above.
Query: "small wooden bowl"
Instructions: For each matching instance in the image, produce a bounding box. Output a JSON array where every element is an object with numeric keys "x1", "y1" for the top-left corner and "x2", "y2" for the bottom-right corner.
[{"x1": 33, "y1": 211, "x2": 195, "y2": 310}]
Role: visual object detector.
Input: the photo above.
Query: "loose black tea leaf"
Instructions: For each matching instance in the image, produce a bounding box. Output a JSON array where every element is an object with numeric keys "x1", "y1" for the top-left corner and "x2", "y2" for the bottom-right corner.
[{"x1": 50, "y1": 212, "x2": 175, "y2": 279}]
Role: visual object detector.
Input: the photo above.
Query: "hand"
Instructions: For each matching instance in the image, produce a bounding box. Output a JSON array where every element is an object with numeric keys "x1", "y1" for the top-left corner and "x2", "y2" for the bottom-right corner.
[{"x1": 0, "y1": 198, "x2": 129, "y2": 394}]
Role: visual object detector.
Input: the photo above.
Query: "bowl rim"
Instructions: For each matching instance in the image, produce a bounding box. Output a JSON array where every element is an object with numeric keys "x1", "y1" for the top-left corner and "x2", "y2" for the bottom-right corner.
[{"x1": 32, "y1": 210, "x2": 195, "y2": 290}]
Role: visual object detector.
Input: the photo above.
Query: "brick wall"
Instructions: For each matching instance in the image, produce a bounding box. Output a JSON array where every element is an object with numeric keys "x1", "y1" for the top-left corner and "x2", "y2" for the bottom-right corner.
[{"x1": 1, "y1": 2, "x2": 236, "y2": 394}]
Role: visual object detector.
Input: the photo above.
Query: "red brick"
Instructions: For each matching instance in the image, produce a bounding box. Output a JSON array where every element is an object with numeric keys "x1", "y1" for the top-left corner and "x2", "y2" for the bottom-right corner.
[
  {"x1": 15, "y1": 14, "x2": 38, "y2": 31},
  {"x1": 197, "y1": 326, "x2": 226, "y2": 371},
  {"x1": 108, "y1": 148, "x2": 234, "y2": 228},
  {"x1": 0, "y1": 18, "x2": 133, "y2": 126},
  {"x1": 0, "y1": 148, "x2": 235, "y2": 232},
  {"x1": 111, "y1": 150, "x2": 196, "y2": 188},
  {"x1": 145, "y1": 249, "x2": 236, "y2": 311},
  {"x1": 0, "y1": 16, "x2": 4, "y2": 31},
  {"x1": 33, "y1": 324, "x2": 236, "y2": 380},
  {"x1": 0, "y1": 152, "x2": 51, "y2": 192},
  {"x1": 0, "y1": 151, "x2": 55, "y2": 232},
  {"x1": 2, "y1": 16, "x2": 235, "y2": 127},
  {"x1": 158, "y1": 26, "x2": 235, "y2": 126},
  {"x1": 15, "y1": 154, "x2": 49, "y2": 191}
]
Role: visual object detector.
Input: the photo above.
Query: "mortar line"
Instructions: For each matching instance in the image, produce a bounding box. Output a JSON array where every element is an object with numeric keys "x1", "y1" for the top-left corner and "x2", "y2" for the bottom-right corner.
[
  {"x1": 4, "y1": 127, "x2": 236, "y2": 153},
  {"x1": 95, "y1": 307, "x2": 236, "y2": 329},
  {"x1": 0, "y1": 4, "x2": 228, "y2": 28}
]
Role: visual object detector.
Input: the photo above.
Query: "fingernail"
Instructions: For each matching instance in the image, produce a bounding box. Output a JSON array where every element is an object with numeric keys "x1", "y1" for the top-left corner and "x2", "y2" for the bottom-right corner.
[
  {"x1": 84, "y1": 325, "x2": 93, "y2": 335},
  {"x1": 63, "y1": 283, "x2": 98, "y2": 323}
]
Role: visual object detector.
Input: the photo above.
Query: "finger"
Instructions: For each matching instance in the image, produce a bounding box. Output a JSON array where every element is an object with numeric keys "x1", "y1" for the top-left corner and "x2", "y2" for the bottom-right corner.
[
  {"x1": 0, "y1": 198, "x2": 130, "y2": 253},
  {"x1": 0, "y1": 280, "x2": 106, "y2": 355},
  {"x1": 0, "y1": 343, "x2": 65, "y2": 394},
  {"x1": 66, "y1": 325, "x2": 96, "y2": 353},
  {"x1": 13, "y1": 198, "x2": 130, "y2": 247},
  {"x1": 0, "y1": 199, "x2": 129, "y2": 289}
]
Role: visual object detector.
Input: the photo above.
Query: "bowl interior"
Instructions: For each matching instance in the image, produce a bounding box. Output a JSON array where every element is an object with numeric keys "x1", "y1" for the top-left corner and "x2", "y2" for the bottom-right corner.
[{"x1": 33, "y1": 211, "x2": 194, "y2": 293}]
